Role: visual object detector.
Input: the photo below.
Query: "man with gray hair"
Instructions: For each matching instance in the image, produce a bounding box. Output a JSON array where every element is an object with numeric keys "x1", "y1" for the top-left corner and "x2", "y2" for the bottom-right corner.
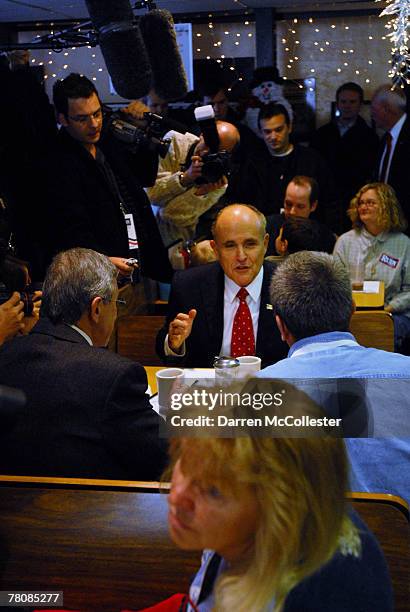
[
  {"x1": 371, "y1": 84, "x2": 410, "y2": 225},
  {"x1": 258, "y1": 251, "x2": 410, "y2": 504},
  {"x1": 0, "y1": 248, "x2": 167, "y2": 480}
]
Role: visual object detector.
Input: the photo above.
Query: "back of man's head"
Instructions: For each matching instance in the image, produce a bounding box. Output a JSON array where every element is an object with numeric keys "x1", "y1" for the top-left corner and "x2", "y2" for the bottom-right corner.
[
  {"x1": 281, "y1": 217, "x2": 333, "y2": 254},
  {"x1": 41, "y1": 248, "x2": 117, "y2": 325},
  {"x1": 270, "y1": 251, "x2": 353, "y2": 340},
  {"x1": 53, "y1": 73, "x2": 98, "y2": 117}
]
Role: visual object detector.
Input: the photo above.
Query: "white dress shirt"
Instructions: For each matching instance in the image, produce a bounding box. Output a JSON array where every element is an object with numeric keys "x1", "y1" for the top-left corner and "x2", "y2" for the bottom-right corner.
[
  {"x1": 69, "y1": 324, "x2": 93, "y2": 346},
  {"x1": 220, "y1": 267, "x2": 263, "y2": 356},
  {"x1": 165, "y1": 267, "x2": 264, "y2": 357}
]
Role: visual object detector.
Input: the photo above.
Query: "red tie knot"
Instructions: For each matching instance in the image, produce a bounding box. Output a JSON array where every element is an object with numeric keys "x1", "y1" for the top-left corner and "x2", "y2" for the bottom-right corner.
[{"x1": 237, "y1": 287, "x2": 248, "y2": 302}]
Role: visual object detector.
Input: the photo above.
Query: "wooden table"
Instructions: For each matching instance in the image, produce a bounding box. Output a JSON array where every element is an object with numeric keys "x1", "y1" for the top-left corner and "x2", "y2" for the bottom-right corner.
[
  {"x1": 352, "y1": 280, "x2": 385, "y2": 309},
  {"x1": 145, "y1": 365, "x2": 163, "y2": 395}
]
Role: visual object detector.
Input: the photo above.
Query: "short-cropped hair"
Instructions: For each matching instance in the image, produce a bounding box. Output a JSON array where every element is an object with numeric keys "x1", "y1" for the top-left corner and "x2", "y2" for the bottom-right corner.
[
  {"x1": 258, "y1": 102, "x2": 290, "y2": 128},
  {"x1": 270, "y1": 251, "x2": 353, "y2": 340},
  {"x1": 336, "y1": 82, "x2": 364, "y2": 103},
  {"x1": 289, "y1": 175, "x2": 319, "y2": 205},
  {"x1": 41, "y1": 248, "x2": 117, "y2": 325},
  {"x1": 281, "y1": 217, "x2": 334, "y2": 254},
  {"x1": 53, "y1": 73, "x2": 98, "y2": 117}
]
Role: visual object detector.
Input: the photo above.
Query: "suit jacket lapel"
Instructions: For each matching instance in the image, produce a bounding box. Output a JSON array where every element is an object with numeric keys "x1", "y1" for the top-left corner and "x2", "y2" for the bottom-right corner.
[
  {"x1": 256, "y1": 264, "x2": 275, "y2": 357},
  {"x1": 200, "y1": 264, "x2": 225, "y2": 356}
]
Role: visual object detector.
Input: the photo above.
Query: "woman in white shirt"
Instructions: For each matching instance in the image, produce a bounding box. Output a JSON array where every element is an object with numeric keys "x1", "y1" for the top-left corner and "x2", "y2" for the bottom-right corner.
[{"x1": 333, "y1": 182, "x2": 410, "y2": 350}]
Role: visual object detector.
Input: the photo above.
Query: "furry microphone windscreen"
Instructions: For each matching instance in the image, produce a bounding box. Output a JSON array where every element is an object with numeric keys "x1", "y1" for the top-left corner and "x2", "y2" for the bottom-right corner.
[
  {"x1": 85, "y1": 0, "x2": 152, "y2": 99},
  {"x1": 139, "y1": 9, "x2": 188, "y2": 101}
]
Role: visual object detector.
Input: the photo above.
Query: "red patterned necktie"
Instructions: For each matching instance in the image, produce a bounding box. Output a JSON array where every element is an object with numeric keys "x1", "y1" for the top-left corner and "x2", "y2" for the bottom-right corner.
[
  {"x1": 230, "y1": 287, "x2": 256, "y2": 357},
  {"x1": 379, "y1": 132, "x2": 392, "y2": 183}
]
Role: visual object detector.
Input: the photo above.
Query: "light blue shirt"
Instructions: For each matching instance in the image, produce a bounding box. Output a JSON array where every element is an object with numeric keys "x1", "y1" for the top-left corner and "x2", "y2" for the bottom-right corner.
[{"x1": 258, "y1": 331, "x2": 410, "y2": 504}]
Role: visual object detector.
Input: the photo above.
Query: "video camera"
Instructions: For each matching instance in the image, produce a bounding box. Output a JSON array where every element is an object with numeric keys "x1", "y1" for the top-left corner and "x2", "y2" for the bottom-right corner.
[
  {"x1": 105, "y1": 107, "x2": 187, "y2": 158},
  {"x1": 192, "y1": 105, "x2": 234, "y2": 185}
]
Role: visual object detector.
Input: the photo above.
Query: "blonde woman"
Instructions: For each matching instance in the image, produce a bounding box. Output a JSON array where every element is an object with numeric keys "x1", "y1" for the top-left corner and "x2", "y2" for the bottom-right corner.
[
  {"x1": 168, "y1": 433, "x2": 392, "y2": 611},
  {"x1": 333, "y1": 182, "x2": 410, "y2": 349}
]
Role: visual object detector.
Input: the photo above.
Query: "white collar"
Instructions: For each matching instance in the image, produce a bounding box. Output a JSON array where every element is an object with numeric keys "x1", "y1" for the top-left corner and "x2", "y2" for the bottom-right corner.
[
  {"x1": 69, "y1": 324, "x2": 93, "y2": 346},
  {"x1": 390, "y1": 113, "x2": 407, "y2": 140},
  {"x1": 224, "y1": 266, "x2": 264, "y2": 304}
]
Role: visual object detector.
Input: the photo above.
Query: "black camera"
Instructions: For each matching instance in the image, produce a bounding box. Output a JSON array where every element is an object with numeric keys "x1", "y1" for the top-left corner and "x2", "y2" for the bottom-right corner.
[
  {"x1": 105, "y1": 108, "x2": 187, "y2": 158},
  {"x1": 193, "y1": 105, "x2": 233, "y2": 185},
  {"x1": 0, "y1": 245, "x2": 34, "y2": 315},
  {"x1": 195, "y1": 150, "x2": 232, "y2": 185}
]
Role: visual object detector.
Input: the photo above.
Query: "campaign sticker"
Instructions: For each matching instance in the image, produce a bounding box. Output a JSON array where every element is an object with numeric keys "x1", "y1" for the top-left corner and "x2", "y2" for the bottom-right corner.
[{"x1": 379, "y1": 253, "x2": 399, "y2": 268}]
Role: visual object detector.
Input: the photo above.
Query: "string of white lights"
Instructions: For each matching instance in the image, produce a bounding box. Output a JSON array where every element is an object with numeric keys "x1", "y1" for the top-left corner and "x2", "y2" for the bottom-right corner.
[{"x1": 377, "y1": 0, "x2": 410, "y2": 87}]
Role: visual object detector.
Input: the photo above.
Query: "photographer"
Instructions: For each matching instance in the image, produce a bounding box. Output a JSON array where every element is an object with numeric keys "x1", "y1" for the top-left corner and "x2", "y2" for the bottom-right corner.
[
  {"x1": 147, "y1": 120, "x2": 240, "y2": 268},
  {"x1": 0, "y1": 247, "x2": 41, "y2": 343}
]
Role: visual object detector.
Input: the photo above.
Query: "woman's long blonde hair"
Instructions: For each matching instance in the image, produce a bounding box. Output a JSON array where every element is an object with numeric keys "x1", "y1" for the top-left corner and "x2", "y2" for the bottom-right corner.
[
  {"x1": 169, "y1": 429, "x2": 358, "y2": 611},
  {"x1": 348, "y1": 182, "x2": 407, "y2": 232}
]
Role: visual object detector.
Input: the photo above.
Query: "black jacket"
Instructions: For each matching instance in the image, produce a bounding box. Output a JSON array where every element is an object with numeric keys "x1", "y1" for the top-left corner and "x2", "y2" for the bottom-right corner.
[
  {"x1": 35, "y1": 128, "x2": 173, "y2": 282},
  {"x1": 311, "y1": 116, "x2": 379, "y2": 232},
  {"x1": 0, "y1": 318, "x2": 168, "y2": 480},
  {"x1": 225, "y1": 144, "x2": 338, "y2": 230},
  {"x1": 156, "y1": 261, "x2": 287, "y2": 368},
  {"x1": 374, "y1": 117, "x2": 410, "y2": 229}
]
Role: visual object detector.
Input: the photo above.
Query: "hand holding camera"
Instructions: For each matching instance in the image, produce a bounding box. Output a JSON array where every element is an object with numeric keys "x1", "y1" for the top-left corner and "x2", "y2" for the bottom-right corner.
[
  {"x1": 0, "y1": 292, "x2": 24, "y2": 345},
  {"x1": 194, "y1": 175, "x2": 228, "y2": 196}
]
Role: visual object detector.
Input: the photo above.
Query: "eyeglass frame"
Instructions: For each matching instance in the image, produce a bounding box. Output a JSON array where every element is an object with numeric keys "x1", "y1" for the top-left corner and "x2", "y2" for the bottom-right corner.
[{"x1": 67, "y1": 107, "x2": 103, "y2": 125}]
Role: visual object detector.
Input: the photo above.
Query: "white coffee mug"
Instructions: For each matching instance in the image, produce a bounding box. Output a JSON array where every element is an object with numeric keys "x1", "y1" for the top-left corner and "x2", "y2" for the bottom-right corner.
[
  {"x1": 156, "y1": 368, "x2": 184, "y2": 410},
  {"x1": 237, "y1": 355, "x2": 262, "y2": 378}
]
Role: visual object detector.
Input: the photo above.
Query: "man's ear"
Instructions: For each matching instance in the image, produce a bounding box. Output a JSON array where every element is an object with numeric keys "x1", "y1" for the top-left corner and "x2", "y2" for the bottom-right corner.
[
  {"x1": 263, "y1": 232, "x2": 269, "y2": 254},
  {"x1": 90, "y1": 296, "x2": 103, "y2": 324},
  {"x1": 288, "y1": 121, "x2": 293, "y2": 135},
  {"x1": 275, "y1": 236, "x2": 288, "y2": 256},
  {"x1": 310, "y1": 200, "x2": 318, "y2": 213},
  {"x1": 275, "y1": 314, "x2": 291, "y2": 344},
  {"x1": 58, "y1": 112, "x2": 69, "y2": 127},
  {"x1": 210, "y1": 239, "x2": 219, "y2": 258}
]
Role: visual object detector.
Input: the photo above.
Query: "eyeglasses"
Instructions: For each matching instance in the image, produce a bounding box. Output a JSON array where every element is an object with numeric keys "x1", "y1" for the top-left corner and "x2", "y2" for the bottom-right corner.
[
  {"x1": 357, "y1": 200, "x2": 378, "y2": 208},
  {"x1": 68, "y1": 107, "x2": 103, "y2": 124}
]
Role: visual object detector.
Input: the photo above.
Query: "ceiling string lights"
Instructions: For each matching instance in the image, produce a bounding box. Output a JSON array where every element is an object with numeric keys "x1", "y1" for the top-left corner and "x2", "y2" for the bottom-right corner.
[{"x1": 377, "y1": 0, "x2": 410, "y2": 87}]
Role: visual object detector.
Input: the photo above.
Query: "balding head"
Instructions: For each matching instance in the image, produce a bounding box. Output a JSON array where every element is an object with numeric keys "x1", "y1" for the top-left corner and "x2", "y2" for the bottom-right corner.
[
  {"x1": 371, "y1": 84, "x2": 407, "y2": 130},
  {"x1": 211, "y1": 204, "x2": 268, "y2": 287},
  {"x1": 216, "y1": 121, "x2": 240, "y2": 152},
  {"x1": 195, "y1": 121, "x2": 240, "y2": 158}
]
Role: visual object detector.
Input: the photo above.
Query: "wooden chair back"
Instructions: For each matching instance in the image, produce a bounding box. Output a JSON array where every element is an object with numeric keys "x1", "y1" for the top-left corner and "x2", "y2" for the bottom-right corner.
[
  {"x1": 117, "y1": 315, "x2": 164, "y2": 365},
  {"x1": 350, "y1": 310, "x2": 394, "y2": 352},
  {"x1": 0, "y1": 479, "x2": 408, "y2": 611},
  {"x1": 0, "y1": 477, "x2": 197, "y2": 611},
  {"x1": 349, "y1": 492, "x2": 410, "y2": 611}
]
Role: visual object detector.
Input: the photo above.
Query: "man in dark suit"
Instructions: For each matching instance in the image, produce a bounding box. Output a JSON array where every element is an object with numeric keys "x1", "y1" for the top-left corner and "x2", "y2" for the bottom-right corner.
[
  {"x1": 371, "y1": 84, "x2": 410, "y2": 228},
  {"x1": 156, "y1": 204, "x2": 287, "y2": 368},
  {"x1": 0, "y1": 248, "x2": 167, "y2": 480}
]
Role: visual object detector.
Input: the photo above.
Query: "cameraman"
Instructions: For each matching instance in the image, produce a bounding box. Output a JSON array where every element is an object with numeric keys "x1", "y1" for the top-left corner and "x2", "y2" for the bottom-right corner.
[{"x1": 147, "y1": 120, "x2": 240, "y2": 267}]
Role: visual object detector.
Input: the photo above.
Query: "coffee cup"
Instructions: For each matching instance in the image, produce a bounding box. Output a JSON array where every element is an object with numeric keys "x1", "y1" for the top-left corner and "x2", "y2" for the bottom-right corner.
[
  {"x1": 237, "y1": 355, "x2": 261, "y2": 378},
  {"x1": 156, "y1": 368, "x2": 184, "y2": 412}
]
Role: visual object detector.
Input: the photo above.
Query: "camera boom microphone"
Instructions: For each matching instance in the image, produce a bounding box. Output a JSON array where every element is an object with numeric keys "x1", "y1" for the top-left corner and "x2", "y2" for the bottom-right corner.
[
  {"x1": 194, "y1": 105, "x2": 219, "y2": 153},
  {"x1": 139, "y1": 9, "x2": 188, "y2": 101},
  {"x1": 85, "y1": 0, "x2": 152, "y2": 99}
]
